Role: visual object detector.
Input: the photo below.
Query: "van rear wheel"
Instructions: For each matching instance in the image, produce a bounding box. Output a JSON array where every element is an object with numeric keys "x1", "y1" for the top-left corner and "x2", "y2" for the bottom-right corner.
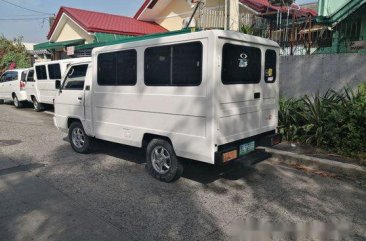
[
  {"x1": 69, "y1": 122, "x2": 93, "y2": 154},
  {"x1": 146, "y1": 139, "x2": 183, "y2": 182},
  {"x1": 13, "y1": 95, "x2": 23, "y2": 108},
  {"x1": 0, "y1": 99, "x2": 4, "y2": 104}
]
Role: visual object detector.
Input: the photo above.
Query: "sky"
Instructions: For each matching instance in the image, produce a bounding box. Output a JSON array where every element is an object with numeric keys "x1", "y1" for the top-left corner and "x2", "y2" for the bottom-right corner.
[{"x1": 0, "y1": 0, "x2": 315, "y2": 44}]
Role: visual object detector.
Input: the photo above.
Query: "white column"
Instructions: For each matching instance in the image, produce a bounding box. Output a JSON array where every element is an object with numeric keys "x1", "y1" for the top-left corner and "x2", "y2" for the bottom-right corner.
[{"x1": 228, "y1": 0, "x2": 239, "y2": 31}]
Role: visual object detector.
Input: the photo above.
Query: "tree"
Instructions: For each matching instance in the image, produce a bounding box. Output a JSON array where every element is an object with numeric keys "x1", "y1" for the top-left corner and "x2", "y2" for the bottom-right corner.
[{"x1": 0, "y1": 36, "x2": 30, "y2": 74}]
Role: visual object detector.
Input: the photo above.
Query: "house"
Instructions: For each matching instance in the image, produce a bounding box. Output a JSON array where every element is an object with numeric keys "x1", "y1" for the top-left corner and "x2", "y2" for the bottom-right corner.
[
  {"x1": 134, "y1": 0, "x2": 316, "y2": 31},
  {"x1": 34, "y1": 7, "x2": 167, "y2": 59},
  {"x1": 316, "y1": 0, "x2": 366, "y2": 54},
  {"x1": 23, "y1": 43, "x2": 52, "y2": 65},
  {"x1": 134, "y1": 0, "x2": 317, "y2": 55}
]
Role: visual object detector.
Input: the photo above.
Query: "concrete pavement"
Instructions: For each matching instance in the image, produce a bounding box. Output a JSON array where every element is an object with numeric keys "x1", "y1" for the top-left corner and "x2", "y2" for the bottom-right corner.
[{"x1": 0, "y1": 103, "x2": 365, "y2": 241}]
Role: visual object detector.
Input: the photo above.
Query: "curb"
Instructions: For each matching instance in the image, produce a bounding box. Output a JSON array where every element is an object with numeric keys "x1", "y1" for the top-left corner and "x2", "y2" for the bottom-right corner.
[{"x1": 260, "y1": 147, "x2": 366, "y2": 179}]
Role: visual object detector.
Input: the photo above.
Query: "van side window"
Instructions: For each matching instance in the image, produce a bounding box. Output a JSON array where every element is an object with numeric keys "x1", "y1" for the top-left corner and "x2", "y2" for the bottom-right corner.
[
  {"x1": 97, "y1": 50, "x2": 137, "y2": 86},
  {"x1": 27, "y1": 70, "x2": 35, "y2": 82},
  {"x1": 35, "y1": 65, "x2": 47, "y2": 80},
  {"x1": 48, "y1": 64, "x2": 62, "y2": 79},
  {"x1": 4, "y1": 71, "x2": 18, "y2": 81},
  {"x1": 222, "y1": 43, "x2": 261, "y2": 84},
  {"x1": 21, "y1": 71, "x2": 27, "y2": 82},
  {"x1": 265, "y1": 50, "x2": 277, "y2": 83},
  {"x1": 63, "y1": 64, "x2": 88, "y2": 90},
  {"x1": 144, "y1": 42, "x2": 202, "y2": 86}
]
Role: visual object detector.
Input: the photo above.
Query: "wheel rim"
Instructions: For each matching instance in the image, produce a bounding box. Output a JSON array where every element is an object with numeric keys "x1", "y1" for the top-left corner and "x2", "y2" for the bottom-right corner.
[
  {"x1": 72, "y1": 127, "x2": 85, "y2": 149},
  {"x1": 33, "y1": 99, "x2": 38, "y2": 109},
  {"x1": 151, "y1": 146, "x2": 171, "y2": 175},
  {"x1": 14, "y1": 97, "x2": 18, "y2": 107}
]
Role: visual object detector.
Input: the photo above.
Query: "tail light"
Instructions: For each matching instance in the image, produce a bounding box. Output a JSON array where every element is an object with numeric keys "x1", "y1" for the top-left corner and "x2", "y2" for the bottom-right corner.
[{"x1": 20, "y1": 81, "x2": 26, "y2": 90}]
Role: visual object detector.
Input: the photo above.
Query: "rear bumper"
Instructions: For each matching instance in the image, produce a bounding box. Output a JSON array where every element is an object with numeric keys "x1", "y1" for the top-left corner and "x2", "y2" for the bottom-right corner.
[
  {"x1": 214, "y1": 131, "x2": 281, "y2": 165},
  {"x1": 18, "y1": 91, "x2": 28, "y2": 102}
]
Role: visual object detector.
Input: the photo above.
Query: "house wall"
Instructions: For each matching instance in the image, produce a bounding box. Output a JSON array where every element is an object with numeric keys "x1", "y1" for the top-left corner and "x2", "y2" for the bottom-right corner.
[
  {"x1": 280, "y1": 54, "x2": 366, "y2": 98},
  {"x1": 154, "y1": 0, "x2": 226, "y2": 31},
  {"x1": 153, "y1": 0, "x2": 248, "y2": 31},
  {"x1": 55, "y1": 20, "x2": 94, "y2": 44},
  {"x1": 318, "y1": 0, "x2": 352, "y2": 17}
]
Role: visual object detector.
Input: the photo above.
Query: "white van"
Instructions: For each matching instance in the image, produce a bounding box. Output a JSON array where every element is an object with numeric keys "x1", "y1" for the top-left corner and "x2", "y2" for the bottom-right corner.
[
  {"x1": 0, "y1": 69, "x2": 29, "y2": 108},
  {"x1": 53, "y1": 30, "x2": 281, "y2": 182},
  {"x1": 30, "y1": 58, "x2": 90, "y2": 111}
]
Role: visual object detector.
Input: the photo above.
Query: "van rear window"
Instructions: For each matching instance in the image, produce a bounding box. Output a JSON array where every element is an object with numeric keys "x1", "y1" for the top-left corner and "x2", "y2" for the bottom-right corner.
[
  {"x1": 221, "y1": 43, "x2": 261, "y2": 84},
  {"x1": 265, "y1": 50, "x2": 277, "y2": 83},
  {"x1": 48, "y1": 64, "x2": 61, "y2": 79},
  {"x1": 35, "y1": 65, "x2": 47, "y2": 80}
]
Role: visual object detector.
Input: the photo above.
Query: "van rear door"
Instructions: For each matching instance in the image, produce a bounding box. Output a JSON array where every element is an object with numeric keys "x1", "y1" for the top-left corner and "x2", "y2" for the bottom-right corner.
[{"x1": 216, "y1": 41, "x2": 279, "y2": 145}]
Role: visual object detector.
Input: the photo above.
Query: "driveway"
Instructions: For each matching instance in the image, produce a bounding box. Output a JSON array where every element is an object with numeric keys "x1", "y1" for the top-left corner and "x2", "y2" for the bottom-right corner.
[{"x1": 0, "y1": 104, "x2": 365, "y2": 241}]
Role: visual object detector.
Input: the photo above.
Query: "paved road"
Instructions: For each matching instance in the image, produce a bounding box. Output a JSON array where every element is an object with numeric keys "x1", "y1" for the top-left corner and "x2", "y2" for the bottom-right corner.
[{"x1": 0, "y1": 103, "x2": 365, "y2": 241}]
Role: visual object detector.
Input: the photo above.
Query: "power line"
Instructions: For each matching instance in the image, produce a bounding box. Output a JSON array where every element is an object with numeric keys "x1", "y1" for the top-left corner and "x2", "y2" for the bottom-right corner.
[
  {"x1": 0, "y1": 0, "x2": 53, "y2": 15},
  {"x1": 0, "y1": 17, "x2": 48, "y2": 21}
]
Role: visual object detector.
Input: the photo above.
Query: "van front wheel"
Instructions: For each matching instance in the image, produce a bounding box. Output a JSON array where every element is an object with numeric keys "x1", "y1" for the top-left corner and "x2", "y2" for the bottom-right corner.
[
  {"x1": 69, "y1": 122, "x2": 93, "y2": 154},
  {"x1": 146, "y1": 139, "x2": 183, "y2": 182}
]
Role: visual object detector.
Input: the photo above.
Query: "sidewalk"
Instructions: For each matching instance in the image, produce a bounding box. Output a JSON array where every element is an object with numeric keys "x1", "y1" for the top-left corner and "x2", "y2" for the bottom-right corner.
[
  {"x1": 261, "y1": 142, "x2": 366, "y2": 181},
  {"x1": 0, "y1": 157, "x2": 134, "y2": 241}
]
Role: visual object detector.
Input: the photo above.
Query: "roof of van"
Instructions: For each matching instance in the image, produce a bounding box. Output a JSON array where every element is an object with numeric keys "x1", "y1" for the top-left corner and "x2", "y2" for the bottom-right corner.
[
  {"x1": 92, "y1": 30, "x2": 280, "y2": 54},
  {"x1": 33, "y1": 57, "x2": 91, "y2": 67}
]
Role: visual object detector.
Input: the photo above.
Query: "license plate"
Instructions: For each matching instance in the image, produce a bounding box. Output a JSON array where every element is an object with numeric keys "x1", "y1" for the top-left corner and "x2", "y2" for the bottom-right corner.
[{"x1": 239, "y1": 141, "x2": 255, "y2": 156}]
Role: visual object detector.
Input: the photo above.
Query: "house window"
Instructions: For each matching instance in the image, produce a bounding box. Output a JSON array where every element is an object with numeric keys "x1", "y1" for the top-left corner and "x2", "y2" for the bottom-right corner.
[
  {"x1": 48, "y1": 64, "x2": 62, "y2": 79},
  {"x1": 35, "y1": 65, "x2": 47, "y2": 80},
  {"x1": 222, "y1": 43, "x2": 261, "y2": 84},
  {"x1": 97, "y1": 50, "x2": 137, "y2": 86},
  {"x1": 144, "y1": 42, "x2": 203, "y2": 86},
  {"x1": 265, "y1": 50, "x2": 277, "y2": 83}
]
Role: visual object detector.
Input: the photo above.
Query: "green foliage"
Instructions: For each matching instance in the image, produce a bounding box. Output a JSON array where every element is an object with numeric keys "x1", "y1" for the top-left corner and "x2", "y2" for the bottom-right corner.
[
  {"x1": 240, "y1": 25, "x2": 254, "y2": 35},
  {"x1": 279, "y1": 84, "x2": 366, "y2": 159},
  {"x1": 0, "y1": 35, "x2": 30, "y2": 73}
]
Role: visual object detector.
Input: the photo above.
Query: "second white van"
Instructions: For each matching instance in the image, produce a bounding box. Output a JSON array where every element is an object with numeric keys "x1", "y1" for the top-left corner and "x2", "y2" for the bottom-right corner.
[{"x1": 30, "y1": 58, "x2": 90, "y2": 111}]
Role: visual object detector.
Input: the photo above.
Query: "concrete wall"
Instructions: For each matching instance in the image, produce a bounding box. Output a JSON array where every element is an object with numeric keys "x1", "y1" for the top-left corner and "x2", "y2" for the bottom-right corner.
[{"x1": 280, "y1": 54, "x2": 366, "y2": 98}]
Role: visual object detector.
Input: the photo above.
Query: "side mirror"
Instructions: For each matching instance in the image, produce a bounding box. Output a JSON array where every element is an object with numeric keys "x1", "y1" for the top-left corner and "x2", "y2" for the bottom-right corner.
[{"x1": 55, "y1": 80, "x2": 61, "y2": 90}]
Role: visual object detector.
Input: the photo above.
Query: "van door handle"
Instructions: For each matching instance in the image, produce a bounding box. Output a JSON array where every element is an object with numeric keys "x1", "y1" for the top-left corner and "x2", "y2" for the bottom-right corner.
[
  {"x1": 78, "y1": 97, "x2": 82, "y2": 100},
  {"x1": 254, "y1": 92, "x2": 261, "y2": 99}
]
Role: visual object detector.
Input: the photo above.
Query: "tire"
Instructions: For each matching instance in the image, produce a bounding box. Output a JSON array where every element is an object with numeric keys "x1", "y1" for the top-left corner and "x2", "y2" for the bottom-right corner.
[
  {"x1": 146, "y1": 139, "x2": 183, "y2": 182},
  {"x1": 68, "y1": 122, "x2": 93, "y2": 154},
  {"x1": 32, "y1": 97, "x2": 44, "y2": 112},
  {"x1": 13, "y1": 95, "x2": 23, "y2": 108},
  {"x1": 0, "y1": 99, "x2": 4, "y2": 104}
]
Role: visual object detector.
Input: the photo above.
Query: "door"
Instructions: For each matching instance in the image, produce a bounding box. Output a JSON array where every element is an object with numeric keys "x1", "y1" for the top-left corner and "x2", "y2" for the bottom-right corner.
[
  {"x1": 26, "y1": 69, "x2": 36, "y2": 100},
  {"x1": 0, "y1": 72, "x2": 8, "y2": 98},
  {"x1": 1, "y1": 71, "x2": 18, "y2": 100},
  {"x1": 54, "y1": 64, "x2": 88, "y2": 122},
  {"x1": 260, "y1": 49, "x2": 279, "y2": 130},
  {"x1": 216, "y1": 41, "x2": 264, "y2": 144}
]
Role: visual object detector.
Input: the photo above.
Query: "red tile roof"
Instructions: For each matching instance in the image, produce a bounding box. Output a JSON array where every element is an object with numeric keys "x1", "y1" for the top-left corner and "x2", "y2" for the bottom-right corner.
[
  {"x1": 48, "y1": 6, "x2": 167, "y2": 39},
  {"x1": 134, "y1": 0, "x2": 317, "y2": 19}
]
